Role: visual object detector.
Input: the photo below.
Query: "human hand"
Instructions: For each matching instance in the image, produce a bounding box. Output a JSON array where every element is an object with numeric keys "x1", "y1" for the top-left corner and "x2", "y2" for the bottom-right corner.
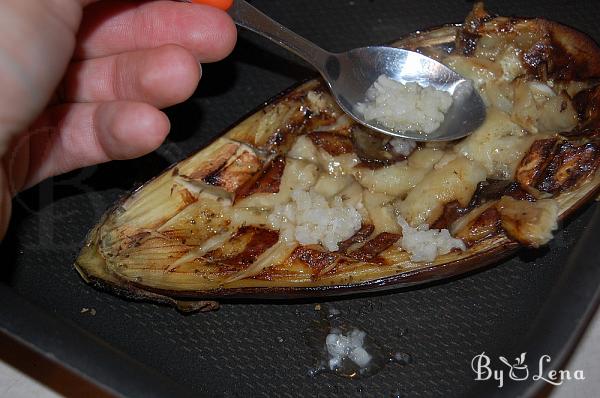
[{"x1": 0, "y1": 0, "x2": 237, "y2": 238}]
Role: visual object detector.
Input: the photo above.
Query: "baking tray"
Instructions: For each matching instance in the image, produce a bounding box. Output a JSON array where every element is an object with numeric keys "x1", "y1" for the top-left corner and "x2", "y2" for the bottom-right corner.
[{"x1": 1, "y1": 1, "x2": 600, "y2": 397}]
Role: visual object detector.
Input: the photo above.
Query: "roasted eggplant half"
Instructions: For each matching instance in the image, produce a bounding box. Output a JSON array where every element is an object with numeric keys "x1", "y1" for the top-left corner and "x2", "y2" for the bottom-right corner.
[{"x1": 76, "y1": 3, "x2": 600, "y2": 309}]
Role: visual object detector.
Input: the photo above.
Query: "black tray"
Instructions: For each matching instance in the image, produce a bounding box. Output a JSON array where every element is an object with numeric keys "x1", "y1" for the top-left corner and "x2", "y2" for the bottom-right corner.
[{"x1": 2, "y1": 1, "x2": 600, "y2": 397}]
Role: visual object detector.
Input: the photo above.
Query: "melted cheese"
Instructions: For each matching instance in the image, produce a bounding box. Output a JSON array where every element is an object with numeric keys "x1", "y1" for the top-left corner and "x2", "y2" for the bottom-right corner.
[
  {"x1": 445, "y1": 55, "x2": 501, "y2": 89},
  {"x1": 448, "y1": 43, "x2": 578, "y2": 137},
  {"x1": 338, "y1": 181, "x2": 366, "y2": 218},
  {"x1": 364, "y1": 191, "x2": 400, "y2": 234},
  {"x1": 498, "y1": 46, "x2": 527, "y2": 81},
  {"x1": 455, "y1": 107, "x2": 535, "y2": 179},
  {"x1": 313, "y1": 174, "x2": 354, "y2": 198},
  {"x1": 354, "y1": 148, "x2": 443, "y2": 197},
  {"x1": 288, "y1": 135, "x2": 319, "y2": 161},
  {"x1": 512, "y1": 80, "x2": 578, "y2": 133},
  {"x1": 232, "y1": 33, "x2": 573, "y2": 256},
  {"x1": 288, "y1": 134, "x2": 359, "y2": 176},
  {"x1": 396, "y1": 156, "x2": 487, "y2": 226}
]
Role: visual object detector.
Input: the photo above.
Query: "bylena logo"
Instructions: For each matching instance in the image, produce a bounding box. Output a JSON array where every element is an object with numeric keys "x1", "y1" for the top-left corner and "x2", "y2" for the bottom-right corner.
[{"x1": 471, "y1": 352, "x2": 585, "y2": 388}]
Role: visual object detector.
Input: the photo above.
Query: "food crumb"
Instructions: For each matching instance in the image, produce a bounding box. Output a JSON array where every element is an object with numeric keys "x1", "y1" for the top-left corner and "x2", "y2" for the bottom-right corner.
[
  {"x1": 80, "y1": 307, "x2": 97, "y2": 316},
  {"x1": 397, "y1": 215, "x2": 466, "y2": 262},
  {"x1": 314, "y1": 304, "x2": 321, "y2": 311},
  {"x1": 326, "y1": 328, "x2": 372, "y2": 371},
  {"x1": 268, "y1": 188, "x2": 363, "y2": 251}
]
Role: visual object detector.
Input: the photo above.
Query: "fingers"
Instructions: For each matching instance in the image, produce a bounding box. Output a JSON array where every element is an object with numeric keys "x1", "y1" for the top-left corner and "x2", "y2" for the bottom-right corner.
[
  {"x1": 63, "y1": 44, "x2": 201, "y2": 107},
  {"x1": 76, "y1": 0, "x2": 237, "y2": 63},
  {"x1": 0, "y1": 0, "x2": 79, "y2": 141},
  {"x1": 14, "y1": 101, "x2": 170, "y2": 189}
]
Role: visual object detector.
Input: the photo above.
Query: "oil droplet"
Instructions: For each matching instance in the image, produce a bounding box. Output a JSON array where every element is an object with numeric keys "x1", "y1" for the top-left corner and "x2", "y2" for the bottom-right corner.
[
  {"x1": 390, "y1": 352, "x2": 413, "y2": 365},
  {"x1": 308, "y1": 365, "x2": 326, "y2": 378}
]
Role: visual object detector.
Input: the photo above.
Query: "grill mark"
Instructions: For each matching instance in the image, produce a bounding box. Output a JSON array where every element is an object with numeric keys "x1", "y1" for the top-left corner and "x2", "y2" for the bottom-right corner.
[
  {"x1": 201, "y1": 151, "x2": 261, "y2": 192},
  {"x1": 266, "y1": 129, "x2": 288, "y2": 149},
  {"x1": 337, "y1": 224, "x2": 375, "y2": 253},
  {"x1": 456, "y1": 207, "x2": 503, "y2": 247},
  {"x1": 503, "y1": 182, "x2": 537, "y2": 202},
  {"x1": 522, "y1": 41, "x2": 550, "y2": 79},
  {"x1": 454, "y1": 2, "x2": 493, "y2": 56},
  {"x1": 471, "y1": 180, "x2": 537, "y2": 207},
  {"x1": 280, "y1": 224, "x2": 376, "y2": 277},
  {"x1": 266, "y1": 110, "x2": 311, "y2": 154},
  {"x1": 573, "y1": 85, "x2": 600, "y2": 132},
  {"x1": 188, "y1": 143, "x2": 239, "y2": 180},
  {"x1": 235, "y1": 156, "x2": 286, "y2": 202},
  {"x1": 432, "y1": 180, "x2": 536, "y2": 230},
  {"x1": 535, "y1": 141, "x2": 600, "y2": 194},
  {"x1": 456, "y1": 30, "x2": 480, "y2": 56},
  {"x1": 290, "y1": 246, "x2": 337, "y2": 276},
  {"x1": 120, "y1": 231, "x2": 151, "y2": 250},
  {"x1": 206, "y1": 227, "x2": 279, "y2": 268},
  {"x1": 177, "y1": 186, "x2": 198, "y2": 206},
  {"x1": 354, "y1": 162, "x2": 388, "y2": 170},
  {"x1": 307, "y1": 112, "x2": 338, "y2": 129},
  {"x1": 516, "y1": 138, "x2": 560, "y2": 188},
  {"x1": 515, "y1": 138, "x2": 600, "y2": 194},
  {"x1": 546, "y1": 26, "x2": 600, "y2": 81},
  {"x1": 431, "y1": 201, "x2": 472, "y2": 230},
  {"x1": 348, "y1": 232, "x2": 401, "y2": 263},
  {"x1": 307, "y1": 131, "x2": 354, "y2": 156}
]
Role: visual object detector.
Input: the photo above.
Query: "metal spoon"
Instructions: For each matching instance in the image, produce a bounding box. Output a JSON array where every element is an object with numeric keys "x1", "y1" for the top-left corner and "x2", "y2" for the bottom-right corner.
[{"x1": 186, "y1": 0, "x2": 486, "y2": 141}]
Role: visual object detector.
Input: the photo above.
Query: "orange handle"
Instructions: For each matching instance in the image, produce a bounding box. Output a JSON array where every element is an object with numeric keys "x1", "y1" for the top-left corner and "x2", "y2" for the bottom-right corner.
[{"x1": 189, "y1": 0, "x2": 233, "y2": 11}]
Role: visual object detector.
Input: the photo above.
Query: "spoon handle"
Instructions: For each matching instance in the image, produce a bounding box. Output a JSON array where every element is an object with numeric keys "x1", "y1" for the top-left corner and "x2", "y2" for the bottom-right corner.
[{"x1": 190, "y1": 0, "x2": 331, "y2": 73}]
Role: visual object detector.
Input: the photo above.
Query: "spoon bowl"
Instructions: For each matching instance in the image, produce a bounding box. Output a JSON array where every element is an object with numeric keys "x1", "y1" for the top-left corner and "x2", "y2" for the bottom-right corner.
[
  {"x1": 327, "y1": 46, "x2": 486, "y2": 140},
  {"x1": 189, "y1": 0, "x2": 486, "y2": 141}
]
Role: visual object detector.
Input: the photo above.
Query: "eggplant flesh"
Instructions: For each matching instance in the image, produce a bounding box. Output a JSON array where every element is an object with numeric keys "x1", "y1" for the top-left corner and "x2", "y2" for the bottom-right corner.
[{"x1": 76, "y1": 4, "x2": 600, "y2": 308}]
